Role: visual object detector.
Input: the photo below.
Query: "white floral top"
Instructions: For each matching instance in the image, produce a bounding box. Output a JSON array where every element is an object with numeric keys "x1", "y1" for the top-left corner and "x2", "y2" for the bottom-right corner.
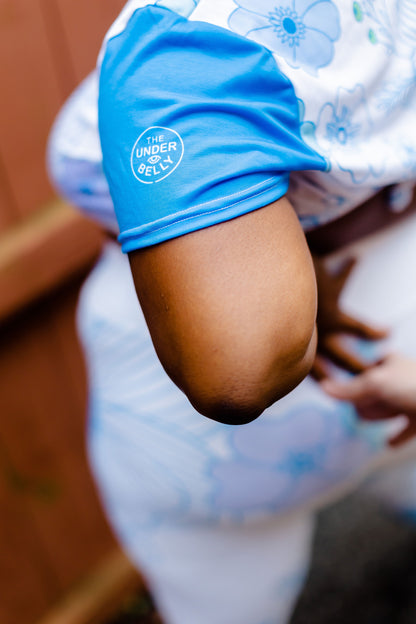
[{"x1": 49, "y1": 0, "x2": 416, "y2": 244}]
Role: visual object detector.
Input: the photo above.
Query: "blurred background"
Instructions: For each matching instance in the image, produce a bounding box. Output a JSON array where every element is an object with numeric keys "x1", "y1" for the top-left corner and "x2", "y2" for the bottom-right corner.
[
  {"x1": 2, "y1": 2, "x2": 416, "y2": 624},
  {"x1": 0, "y1": 2, "x2": 142, "y2": 623}
]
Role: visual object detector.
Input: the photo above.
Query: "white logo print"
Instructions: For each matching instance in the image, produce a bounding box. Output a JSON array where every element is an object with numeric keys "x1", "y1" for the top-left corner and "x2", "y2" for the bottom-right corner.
[{"x1": 131, "y1": 126, "x2": 184, "y2": 184}]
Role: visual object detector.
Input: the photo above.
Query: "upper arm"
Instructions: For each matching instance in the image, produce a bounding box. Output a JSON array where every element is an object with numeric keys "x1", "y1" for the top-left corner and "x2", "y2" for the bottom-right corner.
[
  {"x1": 129, "y1": 196, "x2": 317, "y2": 424},
  {"x1": 97, "y1": 5, "x2": 325, "y2": 422}
]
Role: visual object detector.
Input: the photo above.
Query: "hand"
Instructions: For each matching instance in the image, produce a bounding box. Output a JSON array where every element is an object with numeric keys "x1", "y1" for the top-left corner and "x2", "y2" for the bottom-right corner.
[
  {"x1": 321, "y1": 354, "x2": 416, "y2": 447},
  {"x1": 312, "y1": 256, "x2": 388, "y2": 379}
]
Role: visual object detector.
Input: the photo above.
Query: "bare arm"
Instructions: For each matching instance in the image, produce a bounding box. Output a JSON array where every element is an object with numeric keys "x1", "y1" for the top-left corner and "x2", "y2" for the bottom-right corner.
[{"x1": 129, "y1": 197, "x2": 317, "y2": 425}]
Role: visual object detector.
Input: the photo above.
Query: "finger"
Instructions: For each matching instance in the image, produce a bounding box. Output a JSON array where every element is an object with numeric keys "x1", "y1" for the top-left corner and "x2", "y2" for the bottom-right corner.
[
  {"x1": 388, "y1": 419, "x2": 416, "y2": 447},
  {"x1": 310, "y1": 354, "x2": 331, "y2": 381},
  {"x1": 322, "y1": 378, "x2": 403, "y2": 419},
  {"x1": 321, "y1": 374, "x2": 372, "y2": 401},
  {"x1": 337, "y1": 257, "x2": 357, "y2": 285},
  {"x1": 324, "y1": 258, "x2": 357, "y2": 300},
  {"x1": 320, "y1": 334, "x2": 369, "y2": 374},
  {"x1": 337, "y1": 311, "x2": 389, "y2": 340},
  {"x1": 357, "y1": 402, "x2": 401, "y2": 421}
]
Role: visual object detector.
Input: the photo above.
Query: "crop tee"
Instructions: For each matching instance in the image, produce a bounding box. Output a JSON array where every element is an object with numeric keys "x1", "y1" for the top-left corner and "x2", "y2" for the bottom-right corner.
[{"x1": 50, "y1": 0, "x2": 416, "y2": 251}]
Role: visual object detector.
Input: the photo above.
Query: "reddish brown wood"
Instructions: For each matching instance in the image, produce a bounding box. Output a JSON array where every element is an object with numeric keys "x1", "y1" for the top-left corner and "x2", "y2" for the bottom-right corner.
[
  {"x1": 0, "y1": 201, "x2": 104, "y2": 323},
  {"x1": 0, "y1": 148, "x2": 18, "y2": 231},
  {"x1": 39, "y1": 0, "x2": 78, "y2": 99},
  {"x1": 0, "y1": 2, "x2": 136, "y2": 622},
  {"x1": 24, "y1": 290, "x2": 116, "y2": 590},
  {"x1": 0, "y1": 0, "x2": 63, "y2": 220},
  {"x1": 0, "y1": 276, "x2": 117, "y2": 624},
  {"x1": 55, "y1": 0, "x2": 126, "y2": 84},
  {"x1": 36, "y1": 550, "x2": 143, "y2": 624},
  {"x1": 0, "y1": 479, "x2": 57, "y2": 623}
]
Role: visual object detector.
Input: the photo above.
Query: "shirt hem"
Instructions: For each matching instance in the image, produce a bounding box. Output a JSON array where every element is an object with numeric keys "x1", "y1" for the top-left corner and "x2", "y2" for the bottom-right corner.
[{"x1": 118, "y1": 177, "x2": 288, "y2": 252}]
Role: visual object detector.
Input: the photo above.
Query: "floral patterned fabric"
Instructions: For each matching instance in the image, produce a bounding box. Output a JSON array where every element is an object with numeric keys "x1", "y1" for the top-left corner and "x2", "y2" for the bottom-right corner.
[
  {"x1": 187, "y1": 0, "x2": 416, "y2": 227},
  {"x1": 82, "y1": 0, "x2": 416, "y2": 235},
  {"x1": 229, "y1": 0, "x2": 341, "y2": 74}
]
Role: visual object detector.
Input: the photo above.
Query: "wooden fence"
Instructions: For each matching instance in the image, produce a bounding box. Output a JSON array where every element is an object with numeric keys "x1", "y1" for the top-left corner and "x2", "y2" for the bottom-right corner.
[{"x1": 0, "y1": 2, "x2": 141, "y2": 623}]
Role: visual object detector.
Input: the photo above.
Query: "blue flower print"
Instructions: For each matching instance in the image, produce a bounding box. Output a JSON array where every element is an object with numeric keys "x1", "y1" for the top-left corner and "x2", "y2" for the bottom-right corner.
[
  {"x1": 323, "y1": 105, "x2": 361, "y2": 146},
  {"x1": 376, "y1": 73, "x2": 416, "y2": 114},
  {"x1": 208, "y1": 390, "x2": 376, "y2": 517},
  {"x1": 228, "y1": 0, "x2": 341, "y2": 74},
  {"x1": 353, "y1": 0, "x2": 416, "y2": 61},
  {"x1": 155, "y1": 0, "x2": 200, "y2": 18},
  {"x1": 314, "y1": 84, "x2": 385, "y2": 183},
  {"x1": 352, "y1": 0, "x2": 394, "y2": 52}
]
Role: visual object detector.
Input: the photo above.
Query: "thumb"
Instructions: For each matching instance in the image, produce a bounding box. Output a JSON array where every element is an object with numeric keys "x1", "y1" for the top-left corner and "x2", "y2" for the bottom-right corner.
[
  {"x1": 321, "y1": 375, "x2": 371, "y2": 402},
  {"x1": 338, "y1": 257, "x2": 357, "y2": 285}
]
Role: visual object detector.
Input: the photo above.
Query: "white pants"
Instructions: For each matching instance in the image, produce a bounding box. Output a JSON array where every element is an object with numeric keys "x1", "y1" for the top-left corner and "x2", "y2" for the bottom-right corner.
[{"x1": 78, "y1": 214, "x2": 416, "y2": 624}]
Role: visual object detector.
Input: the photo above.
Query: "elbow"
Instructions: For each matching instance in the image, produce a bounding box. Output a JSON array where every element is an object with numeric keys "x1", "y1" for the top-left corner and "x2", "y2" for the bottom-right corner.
[
  {"x1": 188, "y1": 394, "x2": 266, "y2": 426},
  {"x1": 175, "y1": 325, "x2": 317, "y2": 426}
]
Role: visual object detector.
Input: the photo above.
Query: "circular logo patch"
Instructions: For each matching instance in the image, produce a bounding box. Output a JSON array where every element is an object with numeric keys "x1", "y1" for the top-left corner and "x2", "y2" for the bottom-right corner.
[{"x1": 131, "y1": 126, "x2": 184, "y2": 184}]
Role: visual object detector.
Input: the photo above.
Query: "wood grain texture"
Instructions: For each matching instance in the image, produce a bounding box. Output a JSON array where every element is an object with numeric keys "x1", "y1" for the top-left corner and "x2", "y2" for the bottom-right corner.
[
  {"x1": 36, "y1": 549, "x2": 143, "y2": 624},
  {"x1": 0, "y1": 274, "x2": 117, "y2": 624},
  {"x1": 0, "y1": 3, "x2": 138, "y2": 622},
  {"x1": 0, "y1": 0, "x2": 63, "y2": 220},
  {"x1": 0, "y1": 148, "x2": 18, "y2": 230},
  {"x1": 0, "y1": 200, "x2": 104, "y2": 323},
  {"x1": 55, "y1": 0, "x2": 126, "y2": 83}
]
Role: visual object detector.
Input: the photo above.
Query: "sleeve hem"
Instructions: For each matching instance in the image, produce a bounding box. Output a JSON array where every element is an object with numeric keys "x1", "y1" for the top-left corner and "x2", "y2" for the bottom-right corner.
[{"x1": 118, "y1": 176, "x2": 289, "y2": 252}]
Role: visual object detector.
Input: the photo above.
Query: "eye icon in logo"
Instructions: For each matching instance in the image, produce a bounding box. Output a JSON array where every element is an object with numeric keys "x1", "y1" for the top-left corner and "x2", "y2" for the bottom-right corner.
[
  {"x1": 131, "y1": 126, "x2": 184, "y2": 184},
  {"x1": 148, "y1": 155, "x2": 161, "y2": 164}
]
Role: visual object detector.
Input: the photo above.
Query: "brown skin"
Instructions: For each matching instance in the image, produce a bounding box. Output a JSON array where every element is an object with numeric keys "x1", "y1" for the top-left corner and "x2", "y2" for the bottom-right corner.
[
  {"x1": 307, "y1": 190, "x2": 416, "y2": 447},
  {"x1": 322, "y1": 354, "x2": 416, "y2": 447},
  {"x1": 129, "y1": 197, "x2": 317, "y2": 425},
  {"x1": 307, "y1": 188, "x2": 416, "y2": 380},
  {"x1": 311, "y1": 256, "x2": 388, "y2": 380}
]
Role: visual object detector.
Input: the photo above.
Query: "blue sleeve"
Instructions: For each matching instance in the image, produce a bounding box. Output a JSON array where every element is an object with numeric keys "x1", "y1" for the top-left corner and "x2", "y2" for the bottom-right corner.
[{"x1": 98, "y1": 5, "x2": 327, "y2": 252}]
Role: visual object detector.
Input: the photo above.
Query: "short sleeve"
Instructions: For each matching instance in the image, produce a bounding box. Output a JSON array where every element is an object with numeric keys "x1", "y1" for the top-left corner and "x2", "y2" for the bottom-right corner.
[{"x1": 98, "y1": 5, "x2": 327, "y2": 252}]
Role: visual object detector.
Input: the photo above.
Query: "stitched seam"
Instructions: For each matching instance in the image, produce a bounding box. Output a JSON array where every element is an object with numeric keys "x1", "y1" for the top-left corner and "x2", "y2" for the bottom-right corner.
[
  {"x1": 121, "y1": 177, "x2": 286, "y2": 239},
  {"x1": 136, "y1": 175, "x2": 279, "y2": 223},
  {"x1": 186, "y1": 176, "x2": 277, "y2": 213}
]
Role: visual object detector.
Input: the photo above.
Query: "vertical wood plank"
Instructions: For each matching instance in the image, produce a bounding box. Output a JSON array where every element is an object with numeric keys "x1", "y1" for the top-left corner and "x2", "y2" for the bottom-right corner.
[
  {"x1": 0, "y1": 1, "x2": 125, "y2": 620},
  {"x1": 39, "y1": 0, "x2": 77, "y2": 99},
  {"x1": 0, "y1": 471, "x2": 58, "y2": 624},
  {"x1": 0, "y1": 0, "x2": 64, "y2": 220},
  {"x1": 25, "y1": 284, "x2": 117, "y2": 591},
  {"x1": 0, "y1": 149, "x2": 18, "y2": 231},
  {"x1": 55, "y1": 0, "x2": 126, "y2": 83},
  {"x1": 0, "y1": 279, "x2": 116, "y2": 624}
]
